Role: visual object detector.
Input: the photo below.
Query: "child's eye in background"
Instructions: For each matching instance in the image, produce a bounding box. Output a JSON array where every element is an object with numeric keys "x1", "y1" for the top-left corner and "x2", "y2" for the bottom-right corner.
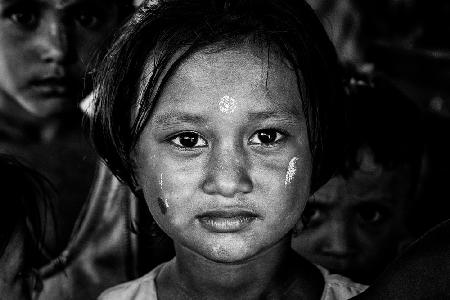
[
  {"x1": 73, "y1": 9, "x2": 100, "y2": 29},
  {"x1": 356, "y1": 203, "x2": 389, "y2": 225},
  {"x1": 248, "y1": 129, "x2": 285, "y2": 147},
  {"x1": 4, "y1": 6, "x2": 39, "y2": 28},
  {"x1": 302, "y1": 205, "x2": 324, "y2": 228},
  {"x1": 169, "y1": 132, "x2": 207, "y2": 149}
]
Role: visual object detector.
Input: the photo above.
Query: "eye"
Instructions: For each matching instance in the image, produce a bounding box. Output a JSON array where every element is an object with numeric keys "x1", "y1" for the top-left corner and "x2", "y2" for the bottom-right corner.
[
  {"x1": 356, "y1": 204, "x2": 388, "y2": 225},
  {"x1": 169, "y1": 132, "x2": 207, "y2": 149},
  {"x1": 74, "y1": 10, "x2": 99, "y2": 29},
  {"x1": 7, "y1": 9, "x2": 38, "y2": 28},
  {"x1": 302, "y1": 205, "x2": 323, "y2": 228},
  {"x1": 248, "y1": 129, "x2": 285, "y2": 146}
]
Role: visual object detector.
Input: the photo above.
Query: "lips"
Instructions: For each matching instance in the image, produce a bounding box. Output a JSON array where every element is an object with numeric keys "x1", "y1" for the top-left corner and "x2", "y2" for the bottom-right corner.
[
  {"x1": 29, "y1": 77, "x2": 71, "y2": 96},
  {"x1": 197, "y1": 210, "x2": 259, "y2": 233}
]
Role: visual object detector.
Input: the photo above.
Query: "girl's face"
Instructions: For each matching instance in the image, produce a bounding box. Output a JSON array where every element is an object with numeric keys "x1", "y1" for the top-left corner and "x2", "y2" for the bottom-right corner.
[{"x1": 134, "y1": 44, "x2": 312, "y2": 263}]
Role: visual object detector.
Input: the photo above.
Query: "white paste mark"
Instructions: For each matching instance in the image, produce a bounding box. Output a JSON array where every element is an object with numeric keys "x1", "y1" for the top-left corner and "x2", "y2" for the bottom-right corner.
[
  {"x1": 219, "y1": 95, "x2": 237, "y2": 114},
  {"x1": 285, "y1": 157, "x2": 299, "y2": 186},
  {"x1": 160, "y1": 174, "x2": 169, "y2": 207}
]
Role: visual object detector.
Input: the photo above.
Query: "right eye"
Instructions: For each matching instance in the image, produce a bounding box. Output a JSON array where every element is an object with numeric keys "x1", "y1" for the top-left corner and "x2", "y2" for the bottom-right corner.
[
  {"x1": 302, "y1": 206, "x2": 323, "y2": 227},
  {"x1": 169, "y1": 132, "x2": 208, "y2": 149},
  {"x1": 7, "y1": 8, "x2": 38, "y2": 28}
]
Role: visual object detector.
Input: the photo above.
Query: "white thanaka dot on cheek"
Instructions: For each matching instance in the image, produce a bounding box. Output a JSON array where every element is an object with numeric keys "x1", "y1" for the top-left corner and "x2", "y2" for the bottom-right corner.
[
  {"x1": 219, "y1": 95, "x2": 237, "y2": 114},
  {"x1": 157, "y1": 173, "x2": 169, "y2": 215},
  {"x1": 285, "y1": 157, "x2": 299, "y2": 186}
]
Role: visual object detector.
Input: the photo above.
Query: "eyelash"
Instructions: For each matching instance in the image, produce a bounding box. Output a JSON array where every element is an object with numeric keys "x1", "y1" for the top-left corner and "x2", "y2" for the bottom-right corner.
[
  {"x1": 167, "y1": 128, "x2": 288, "y2": 151},
  {"x1": 168, "y1": 131, "x2": 208, "y2": 150},
  {"x1": 248, "y1": 128, "x2": 288, "y2": 147}
]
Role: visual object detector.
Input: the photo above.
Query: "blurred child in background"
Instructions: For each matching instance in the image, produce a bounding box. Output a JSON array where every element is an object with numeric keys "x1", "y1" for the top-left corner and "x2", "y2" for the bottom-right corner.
[
  {"x1": 293, "y1": 75, "x2": 424, "y2": 284},
  {"x1": 0, "y1": 154, "x2": 55, "y2": 299},
  {"x1": 0, "y1": 1, "x2": 172, "y2": 299}
]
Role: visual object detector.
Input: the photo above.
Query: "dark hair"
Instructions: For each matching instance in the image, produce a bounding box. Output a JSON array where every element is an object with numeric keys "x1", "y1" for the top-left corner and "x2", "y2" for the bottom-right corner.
[
  {"x1": 341, "y1": 75, "x2": 424, "y2": 181},
  {"x1": 116, "y1": 0, "x2": 137, "y2": 20},
  {"x1": 0, "y1": 155, "x2": 55, "y2": 268},
  {"x1": 90, "y1": 0, "x2": 345, "y2": 194}
]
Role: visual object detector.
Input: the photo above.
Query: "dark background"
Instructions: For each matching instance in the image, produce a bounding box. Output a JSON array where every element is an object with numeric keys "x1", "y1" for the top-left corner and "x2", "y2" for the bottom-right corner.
[{"x1": 308, "y1": 0, "x2": 450, "y2": 235}]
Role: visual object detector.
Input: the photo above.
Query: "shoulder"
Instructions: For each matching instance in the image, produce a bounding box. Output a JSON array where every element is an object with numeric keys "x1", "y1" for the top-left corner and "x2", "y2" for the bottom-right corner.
[
  {"x1": 317, "y1": 265, "x2": 368, "y2": 300},
  {"x1": 98, "y1": 262, "x2": 168, "y2": 300}
]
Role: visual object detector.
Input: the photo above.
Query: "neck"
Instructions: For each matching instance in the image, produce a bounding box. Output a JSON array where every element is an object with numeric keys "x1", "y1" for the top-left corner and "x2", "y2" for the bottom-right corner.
[{"x1": 158, "y1": 237, "x2": 324, "y2": 299}]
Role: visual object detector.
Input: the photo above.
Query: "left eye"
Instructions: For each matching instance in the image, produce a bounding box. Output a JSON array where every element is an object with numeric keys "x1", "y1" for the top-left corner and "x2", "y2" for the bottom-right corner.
[
  {"x1": 74, "y1": 10, "x2": 99, "y2": 29},
  {"x1": 249, "y1": 129, "x2": 285, "y2": 146},
  {"x1": 169, "y1": 132, "x2": 207, "y2": 148},
  {"x1": 357, "y1": 204, "x2": 388, "y2": 225}
]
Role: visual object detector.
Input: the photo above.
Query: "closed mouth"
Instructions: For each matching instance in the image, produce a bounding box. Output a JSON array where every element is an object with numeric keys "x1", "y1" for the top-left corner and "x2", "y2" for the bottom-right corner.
[
  {"x1": 197, "y1": 210, "x2": 259, "y2": 233},
  {"x1": 29, "y1": 78, "x2": 71, "y2": 95}
]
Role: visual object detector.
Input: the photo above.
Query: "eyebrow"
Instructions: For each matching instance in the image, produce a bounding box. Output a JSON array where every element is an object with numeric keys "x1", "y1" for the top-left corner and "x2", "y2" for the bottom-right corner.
[
  {"x1": 0, "y1": 0, "x2": 91, "y2": 8},
  {"x1": 307, "y1": 201, "x2": 333, "y2": 211},
  {"x1": 153, "y1": 109, "x2": 302, "y2": 128},
  {"x1": 153, "y1": 113, "x2": 208, "y2": 128},
  {"x1": 247, "y1": 110, "x2": 303, "y2": 123}
]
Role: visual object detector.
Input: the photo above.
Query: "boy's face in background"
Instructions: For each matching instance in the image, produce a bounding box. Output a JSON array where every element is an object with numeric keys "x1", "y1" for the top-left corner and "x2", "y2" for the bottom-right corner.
[
  {"x1": 134, "y1": 44, "x2": 313, "y2": 263},
  {"x1": 293, "y1": 149, "x2": 413, "y2": 284},
  {"x1": 0, "y1": 0, "x2": 121, "y2": 118}
]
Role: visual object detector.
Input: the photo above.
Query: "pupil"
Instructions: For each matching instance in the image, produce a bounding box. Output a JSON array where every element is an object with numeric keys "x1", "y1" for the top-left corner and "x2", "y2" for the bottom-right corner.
[
  {"x1": 360, "y1": 209, "x2": 379, "y2": 222},
  {"x1": 258, "y1": 130, "x2": 276, "y2": 144},
  {"x1": 180, "y1": 133, "x2": 198, "y2": 147}
]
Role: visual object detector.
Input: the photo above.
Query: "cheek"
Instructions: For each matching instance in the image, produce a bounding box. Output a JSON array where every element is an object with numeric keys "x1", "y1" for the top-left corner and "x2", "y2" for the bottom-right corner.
[
  {"x1": 136, "y1": 152, "x2": 201, "y2": 225},
  {"x1": 256, "y1": 154, "x2": 312, "y2": 229},
  {"x1": 283, "y1": 154, "x2": 312, "y2": 210},
  {"x1": 293, "y1": 230, "x2": 322, "y2": 253}
]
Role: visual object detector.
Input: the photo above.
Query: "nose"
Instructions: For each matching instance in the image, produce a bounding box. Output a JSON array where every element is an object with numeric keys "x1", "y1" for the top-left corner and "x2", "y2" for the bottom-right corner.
[
  {"x1": 37, "y1": 16, "x2": 70, "y2": 64},
  {"x1": 321, "y1": 219, "x2": 356, "y2": 258},
  {"x1": 202, "y1": 145, "x2": 253, "y2": 197}
]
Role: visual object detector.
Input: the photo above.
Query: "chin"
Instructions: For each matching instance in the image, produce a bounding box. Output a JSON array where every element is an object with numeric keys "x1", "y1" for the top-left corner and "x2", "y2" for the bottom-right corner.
[{"x1": 202, "y1": 240, "x2": 257, "y2": 264}]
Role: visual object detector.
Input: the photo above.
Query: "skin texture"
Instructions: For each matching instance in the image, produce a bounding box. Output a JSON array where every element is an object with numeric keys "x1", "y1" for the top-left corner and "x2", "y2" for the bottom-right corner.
[
  {"x1": 133, "y1": 44, "x2": 319, "y2": 298},
  {"x1": 0, "y1": 0, "x2": 120, "y2": 118},
  {"x1": 293, "y1": 149, "x2": 413, "y2": 284}
]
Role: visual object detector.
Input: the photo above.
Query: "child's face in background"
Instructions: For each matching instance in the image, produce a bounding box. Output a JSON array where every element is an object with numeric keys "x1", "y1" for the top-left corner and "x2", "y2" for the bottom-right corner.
[
  {"x1": 293, "y1": 149, "x2": 412, "y2": 284},
  {"x1": 134, "y1": 44, "x2": 312, "y2": 263},
  {"x1": 0, "y1": 0, "x2": 121, "y2": 118}
]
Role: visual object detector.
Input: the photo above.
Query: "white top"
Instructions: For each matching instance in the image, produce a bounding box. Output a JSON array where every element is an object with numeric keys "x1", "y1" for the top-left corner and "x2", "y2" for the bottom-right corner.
[{"x1": 99, "y1": 259, "x2": 368, "y2": 300}]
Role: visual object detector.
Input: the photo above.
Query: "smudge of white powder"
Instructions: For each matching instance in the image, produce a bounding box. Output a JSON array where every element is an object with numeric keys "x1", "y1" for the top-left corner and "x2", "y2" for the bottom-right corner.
[
  {"x1": 219, "y1": 95, "x2": 237, "y2": 114},
  {"x1": 158, "y1": 173, "x2": 169, "y2": 210},
  {"x1": 285, "y1": 157, "x2": 299, "y2": 186}
]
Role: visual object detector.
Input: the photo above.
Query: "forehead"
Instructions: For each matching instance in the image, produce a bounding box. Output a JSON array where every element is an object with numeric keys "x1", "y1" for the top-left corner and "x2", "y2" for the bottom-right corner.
[
  {"x1": 313, "y1": 165, "x2": 412, "y2": 208},
  {"x1": 147, "y1": 42, "x2": 302, "y2": 115}
]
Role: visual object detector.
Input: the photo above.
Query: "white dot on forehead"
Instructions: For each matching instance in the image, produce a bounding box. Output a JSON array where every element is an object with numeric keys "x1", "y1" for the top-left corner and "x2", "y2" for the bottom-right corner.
[{"x1": 219, "y1": 95, "x2": 237, "y2": 114}]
